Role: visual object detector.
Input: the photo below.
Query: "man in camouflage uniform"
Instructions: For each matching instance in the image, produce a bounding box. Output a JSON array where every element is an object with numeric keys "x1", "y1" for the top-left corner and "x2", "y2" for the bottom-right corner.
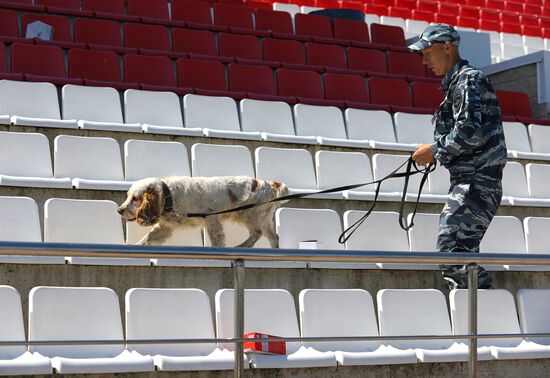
[{"x1": 409, "y1": 24, "x2": 507, "y2": 289}]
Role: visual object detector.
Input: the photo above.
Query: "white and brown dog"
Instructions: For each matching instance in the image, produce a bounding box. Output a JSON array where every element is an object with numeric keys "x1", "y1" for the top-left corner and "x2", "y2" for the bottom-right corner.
[{"x1": 118, "y1": 176, "x2": 288, "y2": 247}]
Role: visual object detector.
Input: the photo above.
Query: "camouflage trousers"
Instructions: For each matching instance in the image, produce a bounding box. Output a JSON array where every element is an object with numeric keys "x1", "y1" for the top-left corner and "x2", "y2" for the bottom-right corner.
[{"x1": 438, "y1": 181, "x2": 502, "y2": 289}]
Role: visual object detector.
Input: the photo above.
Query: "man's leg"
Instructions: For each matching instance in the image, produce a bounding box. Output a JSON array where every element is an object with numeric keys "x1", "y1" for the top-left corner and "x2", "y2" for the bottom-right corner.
[{"x1": 438, "y1": 182, "x2": 502, "y2": 289}]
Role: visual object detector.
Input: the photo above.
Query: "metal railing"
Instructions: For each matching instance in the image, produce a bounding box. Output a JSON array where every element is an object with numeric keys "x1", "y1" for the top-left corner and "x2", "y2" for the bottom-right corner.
[{"x1": 2, "y1": 241, "x2": 550, "y2": 378}]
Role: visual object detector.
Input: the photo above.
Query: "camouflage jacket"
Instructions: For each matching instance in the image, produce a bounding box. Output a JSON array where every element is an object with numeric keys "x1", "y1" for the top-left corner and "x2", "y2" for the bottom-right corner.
[{"x1": 431, "y1": 59, "x2": 507, "y2": 184}]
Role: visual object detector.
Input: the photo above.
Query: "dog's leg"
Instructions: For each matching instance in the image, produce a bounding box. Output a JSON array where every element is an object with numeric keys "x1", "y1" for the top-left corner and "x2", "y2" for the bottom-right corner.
[
  {"x1": 237, "y1": 228, "x2": 262, "y2": 248},
  {"x1": 136, "y1": 224, "x2": 173, "y2": 245},
  {"x1": 262, "y1": 220, "x2": 279, "y2": 249},
  {"x1": 205, "y1": 217, "x2": 226, "y2": 247}
]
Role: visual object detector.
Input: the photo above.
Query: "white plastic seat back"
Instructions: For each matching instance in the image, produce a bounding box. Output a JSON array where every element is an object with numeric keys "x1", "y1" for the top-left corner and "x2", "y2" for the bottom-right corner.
[
  {"x1": 299, "y1": 289, "x2": 380, "y2": 352},
  {"x1": 276, "y1": 208, "x2": 343, "y2": 250},
  {"x1": 502, "y1": 162, "x2": 529, "y2": 198},
  {"x1": 126, "y1": 288, "x2": 217, "y2": 356},
  {"x1": 501, "y1": 44, "x2": 524, "y2": 59},
  {"x1": 523, "y1": 36, "x2": 544, "y2": 51},
  {"x1": 124, "y1": 89, "x2": 183, "y2": 127},
  {"x1": 256, "y1": 147, "x2": 316, "y2": 190},
  {"x1": 393, "y1": 112, "x2": 433, "y2": 144},
  {"x1": 54, "y1": 135, "x2": 124, "y2": 181},
  {"x1": 240, "y1": 99, "x2": 295, "y2": 135},
  {"x1": 517, "y1": 289, "x2": 550, "y2": 345},
  {"x1": 191, "y1": 143, "x2": 254, "y2": 177},
  {"x1": 0, "y1": 286, "x2": 28, "y2": 359},
  {"x1": 62, "y1": 85, "x2": 124, "y2": 123},
  {"x1": 428, "y1": 165, "x2": 450, "y2": 195},
  {"x1": 450, "y1": 289, "x2": 523, "y2": 347},
  {"x1": 345, "y1": 109, "x2": 395, "y2": 142},
  {"x1": 0, "y1": 80, "x2": 61, "y2": 119},
  {"x1": 372, "y1": 154, "x2": 422, "y2": 193},
  {"x1": 44, "y1": 198, "x2": 124, "y2": 244},
  {"x1": 294, "y1": 104, "x2": 347, "y2": 139},
  {"x1": 528, "y1": 123, "x2": 550, "y2": 154},
  {"x1": 126, "y1": 222, "x2": 203, "y2": 246},
  {"x1": 377, "y1": 289, "x2": 454, "y2": 349},
  {"x1": 183, "y1": 94, "x2": 240, "y2": 131},
  {"x1": 216, "y1": 289, "x2": 300, "y2": 352},
  {"x1": 0, "y1": 196, "x2": 41, "y2": 242},
  {"x1": 480, "y1": 216, "x2": 526, "y2": 254},
  {"x1": 315, "y1": 151, "x2": 372, "y2": 191},
  {"x1": 407, "y1": 213, "x2": 439, "y2": 252},
  {"x1": 526, "y1": 163, "x2": 550, "y2": 198},
  {"x1": 380, "y1": 16, "x2": 405, "y2": 28},
  {"x1": 273, "y1": 2, "x2": 300, "y2": 18},
  {"x1": 0, "y1": 132, "x2": 54, "y2": 178},
  {"x1": 406, "y1": 19, "x2": 429, "y2": 35},
  {"x1": 29, "y1": 286, "x2": 125, "y2": 358},
  {"x1": 501, "y1": 32, "x2": 523, "y2": 46},
  {"x1": 503, "y1": 122, "x2": 531, "y2": 153},
  {"x1": 523, "y1": 217, "x2": 550, "y2": 254},
  {"x1": 343, "y1": 211, "x2": 409, "y2": 252},
  {"x1": 124, "y1": 140, "x2": 190, "y2": 181}
]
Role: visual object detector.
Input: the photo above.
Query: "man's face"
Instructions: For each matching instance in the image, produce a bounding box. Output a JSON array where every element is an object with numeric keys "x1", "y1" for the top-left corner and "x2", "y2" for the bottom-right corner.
[{"x1": 420, "y1": 42, "x2": 448, "y2": 76}]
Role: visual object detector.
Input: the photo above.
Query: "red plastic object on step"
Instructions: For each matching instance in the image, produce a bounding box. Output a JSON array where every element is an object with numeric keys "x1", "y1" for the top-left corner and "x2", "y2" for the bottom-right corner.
[{"x1": 244, "y1": 333, "x2": 286, "y2": 355}]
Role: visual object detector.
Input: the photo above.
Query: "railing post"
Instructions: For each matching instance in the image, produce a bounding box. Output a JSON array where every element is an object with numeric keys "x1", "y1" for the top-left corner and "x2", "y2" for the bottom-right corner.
[
  {"x1": 467, "y1": 263, "x2": 478, "y2": 378},
  {"x1": 234, "y1": 259, "x2": 245, "y2": 378}
]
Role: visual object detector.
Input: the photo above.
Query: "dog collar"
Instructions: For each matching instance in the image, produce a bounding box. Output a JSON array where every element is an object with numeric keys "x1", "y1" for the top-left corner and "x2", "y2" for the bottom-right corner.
[{"x1": 161, "y1": 181, "x2": 174, "y2": 214}]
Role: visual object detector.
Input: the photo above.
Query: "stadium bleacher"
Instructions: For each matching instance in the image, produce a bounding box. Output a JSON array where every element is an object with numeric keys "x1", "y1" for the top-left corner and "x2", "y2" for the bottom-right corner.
[{"x1": 2, "y1": 0, "x2": 550, "y2": 376}]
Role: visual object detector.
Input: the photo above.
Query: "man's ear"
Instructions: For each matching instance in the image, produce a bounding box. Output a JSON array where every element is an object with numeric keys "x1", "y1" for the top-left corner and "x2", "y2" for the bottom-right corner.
[{"x1": 136, "y1": 187, "x2": 160, "y2": 226}]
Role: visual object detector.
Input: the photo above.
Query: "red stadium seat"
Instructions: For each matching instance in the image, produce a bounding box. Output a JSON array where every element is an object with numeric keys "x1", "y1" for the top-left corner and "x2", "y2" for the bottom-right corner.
[
  {"x1": 347, "y1": 47, "x2": 387, "y2": 74},
  {"x1": 388, "y1": 7, "x2": 411, "y2": 19},
  {"x1": 35, "y1": 0, "x2": 79, "y2": 8},
  {"x1": 172, "y1": 0, "x2": 219, "y2": 29},
  {"x1": 496, "y1": 90, "x2": 532, "y2": 119},
  {"x1": 332, "y1": 18, "x2": 370, "y2": 43},
  {"x1": 69, "y1": 48, "x2": 137, "y2": 89},
  {"x1": 500, "y1": 12, "x2": 520, "y2": 24},
  {"x1": 177, "y1": 59, "x2": 233, "y2": 96},
  {"x1": 524, "y1": 4, "x2": 541, "y2": 15},
  {"x1": 127, "y1": 0, "x2": 169, "y2": 19},
  {"x1": 411, "y1": 81, "x2": 443, "y2": 110},
  {"x1": 500, "y1": 23, "x2": 521, "y2": 35},
  {"x1": 11, "y1": 43, "x2": 80, "y2": 84},
  {"x1": 247, "y1": 0, "x2": 272, "y2": 10},
  {"x1": 485, "y1": 0, "x2": 504, "y2": 9},
  {"x1": 214, "y1": 3, "x2": 261, "y2": 35},
  {"x1": 74, "y1": 18, "x2": 137, "y2": 54},
  {"x1": 520, "y1": 14, "x2": 540, "y2": 27},
  {"x1": 263, "y1": 38, "x2": 316, "y2": 70},
  {"x1": 370, "y1": 23, "x2": 408, "y2": 51},
  {"x1": 479, "y1": 19, "x2": 500, "y2": 32},
  {"x1": 316, "y1": 0, "x2": 339, "y2": 7},
  {"x1": 434, "y1": 13, "x2": 458, "y2": 25},
  {"x1": 368, "y1": 77, "x2": 414, "y2": 112},
  {"x1": 457, "y1": 16, "x2": 480, "y2": 29},
  {"x1": 341, "y1": 1, "x2": 364, "y2": 11},
  {"x1": 411, "y1": 9, "x2": 433, "y2": 22},
  {"x1": 416, "y1": 0, "x2": 438, "y2": 13},
  {"x1": 387, "y1": 51, "x2": 425, "y2": 79},
  {"x1": 124, "y1": 54, "x2": 175, "y2": 86},
  {"x1": 363, "y1": 3, "x2": 389, "y2": 16},
  {"x1": 0, "y1": 9, "x2": 25, "y2": 44},
  {"x1": 504, "y1": 1, "x2": 523, "y2": 13},
  {"x1": 305, "y1": 43, "x2": 347, "y2": 70},
  {"x1": 277, "y1": 68, "x2": 342, "y2": 106},
  {"x1": 218, "y1": 33, "x2": 266, "y2": 65},
  {"x1": 173, "y1": 27, "x2": 217, "y2": 56},
  {"x1": 228, "y1": 63, "x2": 279, "y2": 98},
  {"x1": 82, "y1": 0, "x2": 125, "y2": 13},
  {"x1": 437, "y1": 3, "x2": 458, "y2": 15},
  {"x1": 522, "y1": 25, "x2": 542, "y2": 37},
  {"x1": 22, "y1": 13, "x2": 85, "y2": 49},
  {"x1": 254, "y1": 9, "x2": 294, "y2": 36},
  {"x1": 480, "y1": 8, "x2": 499, "y2": 22},
  {"x1": 395, "y1": 0, "x2": 415, "y2": 9},
  {"x1": 0, "y1": 41, "x2": 23, "y2": 80},
  {"x1": 324, "y1": 72, "x2": 371, "y2": 108},
  {"x1": 459, "y1": 5, "x2": 479, "y2": 19},
  {"x1": 466, "y1": 0, "x2": 484, "y2": 6},
  {"x1": 295, "y1": 13, "x2": 333, "y2": 39},
  {"x1": 124, "y1": 23, "x2": 182, "y2": 57},
  {"x1": 372, "y1": 0, "x2": 393, "y2": 7}
]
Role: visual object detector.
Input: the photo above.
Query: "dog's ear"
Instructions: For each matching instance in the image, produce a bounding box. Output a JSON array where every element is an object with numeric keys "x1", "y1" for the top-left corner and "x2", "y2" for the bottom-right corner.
[{"x1": 136, "y1": 186, "x2": 161, "y2": 226}]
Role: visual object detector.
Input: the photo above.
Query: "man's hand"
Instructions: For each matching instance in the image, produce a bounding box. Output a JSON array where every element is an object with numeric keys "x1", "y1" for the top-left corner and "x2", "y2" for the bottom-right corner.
[{"x1": 412, "y1": 143, "x2": 435, "y2": 165}]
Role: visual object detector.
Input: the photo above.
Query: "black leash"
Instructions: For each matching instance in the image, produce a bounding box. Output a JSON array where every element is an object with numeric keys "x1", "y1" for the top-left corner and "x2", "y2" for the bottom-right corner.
[{"x1": 178, "y1": 156, "x2": 436, "y2": 244}]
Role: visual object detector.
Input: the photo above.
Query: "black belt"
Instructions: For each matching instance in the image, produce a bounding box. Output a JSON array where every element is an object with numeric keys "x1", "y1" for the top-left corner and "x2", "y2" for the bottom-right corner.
[{"x1": 179, "y1": 156, "x2": 436, "y2": 244}]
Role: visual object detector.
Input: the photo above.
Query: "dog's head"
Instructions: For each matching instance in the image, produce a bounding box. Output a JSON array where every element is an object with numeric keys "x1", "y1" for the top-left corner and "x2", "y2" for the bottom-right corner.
[{"x1": 118, "y1": 178, "x2": 164, "y2": 226}]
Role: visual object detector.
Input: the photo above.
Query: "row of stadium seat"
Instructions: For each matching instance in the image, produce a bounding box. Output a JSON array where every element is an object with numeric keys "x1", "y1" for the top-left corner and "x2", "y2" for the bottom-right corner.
[
  {"x1": 3, "y1": 191, "x2": 550, "y2": 270},
  {"x1": 1, "y1": 285, "x2": 550, "y2": 374}
]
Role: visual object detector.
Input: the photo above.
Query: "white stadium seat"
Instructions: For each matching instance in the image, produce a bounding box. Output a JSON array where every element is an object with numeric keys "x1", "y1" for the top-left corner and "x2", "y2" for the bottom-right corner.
[
  {"x1": 299, "y1": 289, "x2": 417, "y2": 366},
  {"x1": 502, "y1": 122, "x2": 549, "y2": 160},
  {"x1": 0, "y1": 80, "x2": 77, "y2": 128},
  {"x1": 380, "y1": 16, "x2": 406, "y2": 29},
  {"x1": 273, "y1": 3, "x2": 300, "y2": 18},
  {"x1": 29, "y1": 286, "x2": 154, "y2": 374},
  {"x1": 191, "y1": 143, "x2": 254, "y2": 178},
  {"x1": 0, "y1": 196, "x2": 64, "y2": 264},
  {"x1": 517, "y1": 217, "x2": 550, "y2": 271},
  {"x1": 62, "y1": 85, "x2": 141, "y2": 132},
  {"x1": 517, "y1": 289, "x2": 550, "y2": 346},
  {"x1": 239, "y1": 99, "x2": 316, "y2": 144},
  {"x1": 426, "y1": 165, "x2": 451, "y2": 201},
  {"x1": 125, "y1": 288, "x2": 237, "y2": 371},
  {"x1": 315, "y1": 150, "x2": 374, "y2": 201},
  {"x1": 124, "y1": 89, "x2": 202, "y2": 136},
  {"x1": 407, "y1": 213, "x2": 439, "y2": 253},
  {"x1": 294, "y1": 104, "x2": 367, "y2": 148},
  {"x1": 450, "y1": 289, "x2": 550, "y2": 360},
  {"x1": 215, "y1": 289, "x2": 336, "y2": 368},
  {"x1": 480, "y1": 215, "x2": 526, "y2": 270},
  {"x1": 54, "y1": 135, "x2": 130, "y2": 191},
  {"x1": 124, "y1": 139, "x2": 190, "y2": 182},
  {"x1": 44, "y1": 198, "x2": 149, "y2": 266},
  {"x1": 527, "y1": 123, "x2": 550, "y2": 156},
  {"x1": 502, "y1": 162, "x2": 550, "y2": 206},
  {"x1": 526, "y1": 163, "x2": 550, "y2": 199},
  {"x1": 378, "y1": 289, "x2": 492, "y2": 362},
  {"x1": 345, "y1": 108, "x2": 415, "y2": 151},
  {"x1": 183, "y1": 94, "x2": 261, "y2": 140},
  {"x1": 0, "y1": 131, "x2": 71, "y2": 188},
  {"x1": 0, "y1": 286, "x2": 52, "y2": 376},
  {"x1": 393, "y1": 112, "x2": 433, "y2": 145}
]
